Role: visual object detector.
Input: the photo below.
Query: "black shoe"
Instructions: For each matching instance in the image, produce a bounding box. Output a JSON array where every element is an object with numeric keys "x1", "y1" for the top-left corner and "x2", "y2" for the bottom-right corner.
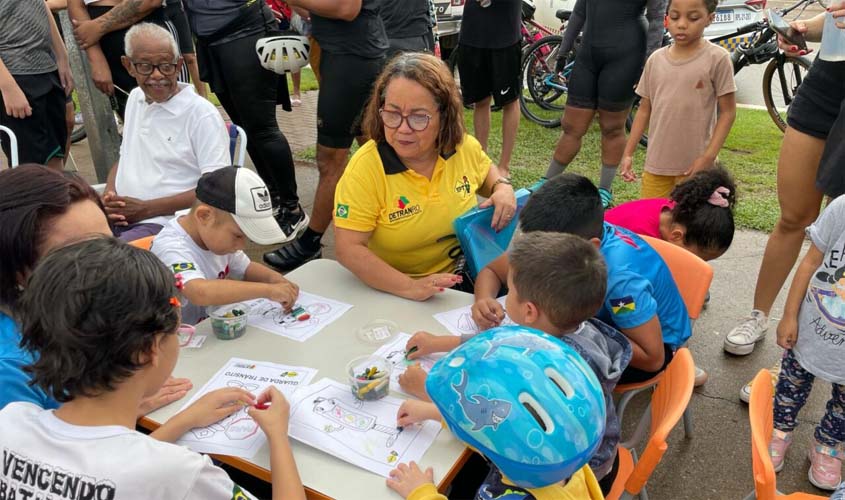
[
  {"x1": 263, "y1": 238, "x2": 322, "y2": 272},
  {"x1": 274, "y1": 205, "x2": 309, "y2": 244}
]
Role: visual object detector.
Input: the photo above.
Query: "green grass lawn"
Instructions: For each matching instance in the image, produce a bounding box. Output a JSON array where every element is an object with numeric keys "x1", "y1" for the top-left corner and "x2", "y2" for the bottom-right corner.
[
  {"x1": 295, "y1": 106, "x2": 783, "y2": 232},
  {"x1": 477, "y1": 107, "x2": 783, "y2": 232}
]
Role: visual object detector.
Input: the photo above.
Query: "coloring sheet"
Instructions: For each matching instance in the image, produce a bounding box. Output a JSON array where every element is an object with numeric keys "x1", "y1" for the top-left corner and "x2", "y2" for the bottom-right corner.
[
  {"x1": 245, "y1": 291, "x2": 353, "y2": 342},
  {"x1": 433, "y1": 297, "x2": 514, "y2": 336},
  {"x1": 288, "y1": 378, "x2": 442, "y2": 478},
  {"x1": 372, "y1": 332, "x2": 444, "y2": 397},
  {"x1": 176, "y1": 358, "x2": 317, "y2": 458}
]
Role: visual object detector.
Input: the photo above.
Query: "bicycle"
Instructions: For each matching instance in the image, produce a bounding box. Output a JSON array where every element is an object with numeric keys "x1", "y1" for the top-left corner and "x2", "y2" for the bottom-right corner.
[
  {"x1": 521, "y1": 0, "x2": 815, "y2": 141},
  {"x1": 447, "y1": 0, "x2": 564, "y2": 111}
]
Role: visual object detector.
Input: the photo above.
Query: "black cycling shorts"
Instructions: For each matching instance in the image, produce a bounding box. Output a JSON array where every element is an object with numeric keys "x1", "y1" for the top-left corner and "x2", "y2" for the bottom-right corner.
[
  {"x1": 786, "y1": 58, "x2": 845, "y2": 140},
  {"x1": 457, "y1": 42, "x2": 521, "y2": 108},
  {"x1": 0, "y1": 72, "x2": 67, "y2": 165},
  {"x1": 567, "y1": 44, "x2": 644, "y2": 112},
  {"x1": 816, "y1": 96, "x2": 845, "y2": 198},
  {"x1": 317, "y1": 51, "x2": 385, "y2": 149}
]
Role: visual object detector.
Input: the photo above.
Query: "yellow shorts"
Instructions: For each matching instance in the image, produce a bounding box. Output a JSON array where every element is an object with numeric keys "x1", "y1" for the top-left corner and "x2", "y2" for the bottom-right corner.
[{"x1": 641, "y1": 172, "x2": 689, "y2": 199}]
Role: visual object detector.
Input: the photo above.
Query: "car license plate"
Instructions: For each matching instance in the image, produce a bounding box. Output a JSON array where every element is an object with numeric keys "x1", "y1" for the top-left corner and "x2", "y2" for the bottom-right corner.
[
  {"x1": 436, "y1": 2, "x2": 449, "y2": 15},
  {"x1": 735, "y1": 11, "x2": 755, "y2": 22},
  {"x1": 715, "y1": 10, "x2": 734, "y2": 23}
]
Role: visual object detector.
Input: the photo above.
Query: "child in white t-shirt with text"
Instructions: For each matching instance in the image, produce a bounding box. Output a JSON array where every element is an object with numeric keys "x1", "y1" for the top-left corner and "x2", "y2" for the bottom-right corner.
[
  {"x1": 619, "y1": 0, "x2": 737, "y2": 199},
  {"x1": 152, "y1": 166, "x2": 299, "y2": 324}
]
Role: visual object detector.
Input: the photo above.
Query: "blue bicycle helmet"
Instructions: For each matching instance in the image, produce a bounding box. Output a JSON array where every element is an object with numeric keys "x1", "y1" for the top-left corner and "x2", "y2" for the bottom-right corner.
[{"x1": 426, "y1": 325, "x2": 606, "y2": 489}]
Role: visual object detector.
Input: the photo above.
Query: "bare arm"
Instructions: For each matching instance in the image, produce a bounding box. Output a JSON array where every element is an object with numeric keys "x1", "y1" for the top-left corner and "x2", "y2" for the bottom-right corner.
[
  {"x1": 473, "y1": 254, "x2": 508, "y2": 302},
  {"x1": 703, "y1": 93, "x2": 736, "y2": 161},
  {"x1": 621, "y1": 316, "x2": 666, "y2": 372},
  {"x1": 67, "y1": 0, "x2": 114, "y2": 94},
  {"x1": 72, "y1": 0, "x2": 163, "y2": 49},
  {"x1": 286, "y1": 0, "x2": 361, "y2": 21},
  {"x1": 140, "y1": 189, "x2": 197, "y2": 219},
  {"x1": 46, "y1": 0, "x2": 68, "y2": 12},
  {"x1": 243, "y1": 262, "x2": 290, "y2": 285},
  {"x1": 619, "y1": 96, "x2": 651, "y2": 181},
  {"x1": 335, "y1": 227, "x2": 458, "y2": 301},
  {"x1": 777, "y1": 244, "x2": 824, "y2": 349},
  {"x1": 268, "y1": 434, "x2": 307, "y2": 500},
  {"x1": 45, "y1": 2, "x2": 74, "y2": 95},
  {"x1": 0, "y1": 58, "x2": 31, "y2": 119},
  {"x1": 182, "y1": 278, "x2": 295, "y2": 308}
]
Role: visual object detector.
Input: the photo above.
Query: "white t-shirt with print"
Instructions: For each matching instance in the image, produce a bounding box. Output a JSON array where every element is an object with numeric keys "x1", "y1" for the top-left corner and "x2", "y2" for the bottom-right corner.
[
  {"x1": 151, "y1": 216, "x2": 251, "y2": 324},
  {"x1": 794, "y1": 195, "x2": 845, "y2": 384},
  {"x1": 115, "y1": 83, "x2": 230, "y2": 226},
  {"x1": 0, "y1": 402, "x2": 256, "y2": 500}
]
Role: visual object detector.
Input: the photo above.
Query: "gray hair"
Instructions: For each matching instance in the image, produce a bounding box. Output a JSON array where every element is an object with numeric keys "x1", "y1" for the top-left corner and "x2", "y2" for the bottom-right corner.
[{"x1": 124, "y1": 23, "x2": 179, "y2": 59}]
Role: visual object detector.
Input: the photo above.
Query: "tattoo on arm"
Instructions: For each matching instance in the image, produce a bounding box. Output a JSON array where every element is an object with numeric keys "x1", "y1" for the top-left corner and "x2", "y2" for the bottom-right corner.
[{"x1": 98, "y1": 0, "x2": 148, "y2": 34}]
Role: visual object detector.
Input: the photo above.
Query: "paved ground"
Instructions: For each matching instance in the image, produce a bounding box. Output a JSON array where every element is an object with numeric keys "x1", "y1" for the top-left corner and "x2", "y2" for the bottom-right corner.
[{"x1": 65, "y1": 80, "x2": 836, "y2": 499}]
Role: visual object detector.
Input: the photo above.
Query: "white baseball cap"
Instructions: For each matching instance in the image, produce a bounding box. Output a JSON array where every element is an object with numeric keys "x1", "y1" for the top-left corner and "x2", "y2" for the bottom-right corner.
[{"x1": 195, "y1": 166, "x2": 286, "y2": 245}]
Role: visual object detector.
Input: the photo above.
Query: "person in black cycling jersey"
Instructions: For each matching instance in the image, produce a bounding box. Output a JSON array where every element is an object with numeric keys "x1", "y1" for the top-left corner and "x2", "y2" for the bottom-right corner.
[
  {"x1": 181, "y1": 0, "x2": 306, "y2": 242},
  {"x1": 381, "y1": 0, "x2": 434, "y2": 58},
  {"x1": 263, "y1": 0, "x2": 388, "y2": 272},
  {"x1": 546, "y1": 0, "x2": 667, "y2": 207}
]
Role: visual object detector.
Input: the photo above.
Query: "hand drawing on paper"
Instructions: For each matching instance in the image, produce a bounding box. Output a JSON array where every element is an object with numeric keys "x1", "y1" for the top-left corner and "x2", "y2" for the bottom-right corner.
[
  {"x1": 244, "y1": 292, "x2": 354, "y2": 342},
  {"x1": 374, "y1": 333, "x2": 442, "y2": 397},
  {"x1": 176, "y1": 358, "x2": 317, "y2": 459},
  {"x1": 312, "y1": 397, "x2": 402, "y2": 447},
  {"x1": 433, "y1": 297, "x2": 514, "y2": 336},
  {"x1": 190, "y1": 406, "x2": 260, "y2": 441},
  {"x1": 288, "y1": 378, "x2": 442, "y2": 477}
]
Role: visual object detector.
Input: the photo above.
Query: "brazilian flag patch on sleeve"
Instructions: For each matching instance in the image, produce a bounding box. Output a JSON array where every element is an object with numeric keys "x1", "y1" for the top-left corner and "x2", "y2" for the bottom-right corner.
[
  {"x1": 231, "y1": 485, "x2": 250, "y2": 499},
  {"x1": 610, "y1": 296, "x2": 636, "y2": 315},
  {"x1": 171, "y1": 262, "x2": 196, "y2": 272}
]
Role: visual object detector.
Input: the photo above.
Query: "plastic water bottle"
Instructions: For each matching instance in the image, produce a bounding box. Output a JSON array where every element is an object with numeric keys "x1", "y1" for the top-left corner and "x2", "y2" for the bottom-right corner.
[{"x1": 819, "y1": 12, "x2": 845, "y2": 62}]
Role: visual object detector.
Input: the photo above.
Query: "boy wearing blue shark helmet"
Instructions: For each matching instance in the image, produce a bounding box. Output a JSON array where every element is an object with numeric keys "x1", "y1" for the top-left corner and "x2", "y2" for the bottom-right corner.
[
  {"x1": 387, "y1": 326, "x2": 606, "y2": 500},
  {"x1": 400, "y1": 231, "x2": 631, "y2": 493}
]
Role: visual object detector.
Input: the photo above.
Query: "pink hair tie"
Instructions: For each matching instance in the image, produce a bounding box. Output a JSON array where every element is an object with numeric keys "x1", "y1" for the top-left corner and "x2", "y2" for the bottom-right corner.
[{"x1": 708, "y1": 186, "x2": 730, "y2": 208}]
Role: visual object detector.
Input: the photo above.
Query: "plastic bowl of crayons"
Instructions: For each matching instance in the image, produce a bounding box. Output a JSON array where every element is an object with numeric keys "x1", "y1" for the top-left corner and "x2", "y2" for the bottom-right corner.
[
  {"x1": 207, "y1": 303, "x2": 251, "y2": 340},
  {"x1": 347, "y1": 355, "x2": 391, "y2": 401}
]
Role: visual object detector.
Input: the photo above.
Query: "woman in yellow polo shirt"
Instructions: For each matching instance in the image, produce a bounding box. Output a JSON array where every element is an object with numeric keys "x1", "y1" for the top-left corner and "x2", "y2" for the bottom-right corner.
[{"x1": 334, "y1": 53, "x2": 516, "y2": 301}]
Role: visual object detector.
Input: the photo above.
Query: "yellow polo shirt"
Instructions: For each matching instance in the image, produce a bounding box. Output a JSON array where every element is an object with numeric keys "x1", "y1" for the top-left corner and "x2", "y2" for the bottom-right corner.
[{"x1": 334, "y1": 136, "x2": 492, "y2": 277}]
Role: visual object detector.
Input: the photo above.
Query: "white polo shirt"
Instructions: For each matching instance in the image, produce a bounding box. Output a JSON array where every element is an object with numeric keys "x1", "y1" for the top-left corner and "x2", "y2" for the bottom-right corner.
[{"x1": 116, "y1": 83, "x2": 230, "y2": 226}]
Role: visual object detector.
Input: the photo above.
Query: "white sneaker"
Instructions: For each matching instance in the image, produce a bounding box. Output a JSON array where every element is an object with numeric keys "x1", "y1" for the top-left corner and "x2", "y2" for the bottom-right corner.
[
  {"x1": 739, "y1": 361, "x2": 781, "y2": 404},
  {"x1": 724, "y1": 310, "x2": 768, "y2": 355}
]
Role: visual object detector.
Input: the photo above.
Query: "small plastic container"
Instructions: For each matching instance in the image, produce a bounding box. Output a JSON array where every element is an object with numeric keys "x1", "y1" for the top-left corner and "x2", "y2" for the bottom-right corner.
[
  {"x1": 356, "y1": 319, "x2": 399, "y2": 344},
  {"x1": 207, "y1": 302, "x2": 251, "y2": 340},
  {"x1": 347, "y1": 355, "x2": 391, "y2": 401},
  {"x1": 819, "y1": 12, "x2": 845, "y2": 62}
]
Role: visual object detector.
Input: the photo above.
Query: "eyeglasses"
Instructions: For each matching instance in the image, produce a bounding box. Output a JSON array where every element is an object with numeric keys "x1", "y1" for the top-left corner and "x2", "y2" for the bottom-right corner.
[
  {"x1": 379, "y1": 108, "x2": 432, "y2": 132},
  {"x1": 131, "y1": 61, "x2": 178, "y2": 76}
]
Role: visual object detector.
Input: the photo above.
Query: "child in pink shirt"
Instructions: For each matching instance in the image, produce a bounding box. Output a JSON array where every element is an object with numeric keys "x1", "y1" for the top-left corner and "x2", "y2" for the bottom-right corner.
[{"x1": 606, "y1": 168, "x2": 736, "y2": 261}]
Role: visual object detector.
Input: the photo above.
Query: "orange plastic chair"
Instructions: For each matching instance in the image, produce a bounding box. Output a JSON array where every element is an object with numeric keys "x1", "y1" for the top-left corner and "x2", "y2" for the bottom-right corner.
[
  {"x1": 639, "y1": 235, "x2": 713, "y2": 321},
  {"x1": 128, "y1": 236, "x2": 155, "y2": 251},
  {"x1": 607, "y1": 348, "x2": 696, "y2": 500},
  {"x1": 614, "y1": 236, "x2": 714, "y2": 438},
  {"x1": 744, "y1": 370, "x2": 828, "y2": 500}
]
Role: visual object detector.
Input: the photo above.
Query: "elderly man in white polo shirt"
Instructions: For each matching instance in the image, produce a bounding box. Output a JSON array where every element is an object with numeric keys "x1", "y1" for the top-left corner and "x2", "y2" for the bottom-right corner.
[{"x1": 103, "y1": 22, "x2": 229, "y2": 241}]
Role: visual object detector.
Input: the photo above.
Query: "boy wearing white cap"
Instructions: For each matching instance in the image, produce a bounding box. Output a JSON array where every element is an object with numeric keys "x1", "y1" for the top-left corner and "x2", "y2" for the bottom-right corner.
[{"x1": 151, "y1": 166, "x2": 300, "y2": 324}]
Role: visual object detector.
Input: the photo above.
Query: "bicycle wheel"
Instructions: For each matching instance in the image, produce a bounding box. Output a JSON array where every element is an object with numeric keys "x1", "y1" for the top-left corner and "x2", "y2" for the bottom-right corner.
[
  {"x1": 762, "y1": 55, "x2": 811, "y2": 133},
  {"x1": 625, "y1": 96, "x2": 648, "y2": 148},
  {"x1": 520, "y1": 35, "x2": 565, "y2": 128}
]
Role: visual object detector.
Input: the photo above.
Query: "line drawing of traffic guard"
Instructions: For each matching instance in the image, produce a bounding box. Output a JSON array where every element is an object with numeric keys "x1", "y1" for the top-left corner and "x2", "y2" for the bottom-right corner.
[{"x1": 312, "y1": 397, "x2": 403, "y2": 447}]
